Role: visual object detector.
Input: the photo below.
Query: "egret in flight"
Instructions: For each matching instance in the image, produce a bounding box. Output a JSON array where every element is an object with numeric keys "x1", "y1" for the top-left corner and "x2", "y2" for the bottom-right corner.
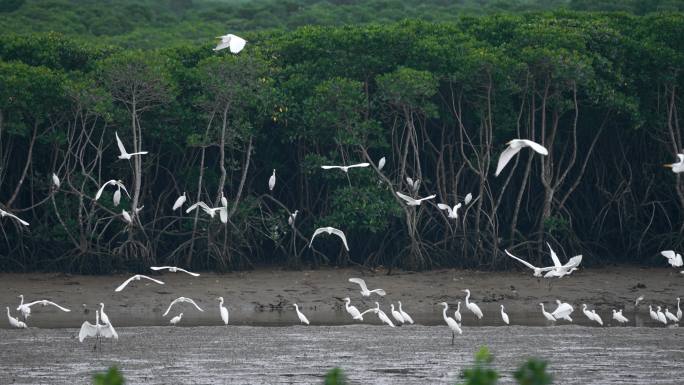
[
  {"x1": 115, "y1": 274, "x2": 164, "y2": 292},
  {"x1": 218, "y1": 297, "x2": 229, "y2": 325},
  {"x1": 293, "y1": 303, "x2": 310, "y2": 325},
  {"x1": 172, "y1": 192, "x2": 187, "y2": 211},
  {"x1": 309, "y1": 227, "x2": 349, "y2": 251},
  {"x1": 438, "y1": 302, "x2": 462, "y2": 345},
  {"x1": 268, "y1": 169, "x2": 276, "y2": 191},
  {"x1": 552, "y1": 300, "x2": 574, "y2": 322},
  {"x1": 115, "y1": 131, "x2": 148, "y2": 160},
  {"x1": 164, "y1": 297, "x2": 204, "y2": 316},
  {"x1": 661, "y1": 250, "x2": 683, "y2": 268},
  {"x1": 16, "y1": 297, "x2": 70, "y2": 320},
  {"x1": 348, "y1": 278, "x2": 386, "y2": 297},
  {"x1": 150, "y1": 266, "x2": 199, "y2": 277},
  {"x1": 395, "y1": 192, "x2": 436, "y2": 206},
  {"x1": 504, "y1": 249, "x2": 554, "y2": 277},
  {"x1": 320, "y1": 163, "x2": 370, "y2": 173},
  {"x1": 463, "y1": 289, "x2": 483, "y2": 319},
  {"x1": 186, "y1": 201, "x2": 222, "y2": 218},
  {"x1": 170, "y1": 313, "x2": 183, "y2": 326},
  {"x1": 94, "y1": 179, "x2": 130, "y2": 204},
  {"x1": 397, "y1": 301, "x2": 414, "y2": 324},
  {"x1": 390, "y1": 304, "x2": 405, "y2": 325},
  {"x1": 437, "y1": 202, "x2": 462, "y2": 219},
  {"x1": 543, "y1": 243, "x2": 582, "y2": 278},
  {"x1": 6, "y1": 307, "x2": 27, "y2": 329},
  {"x1": 495, "y1": 139, "x2": 548, "y2": 177},
  {"x1": 663, "y1": 154, "x2": 684, "y2": 173},
  {"x1": 500, "y1": 305, "x2": 510, "y2": 325},
  {"x1": 214, "y1": 34, "x2": 247, "y2": 54},
  {"x1": 612, "y1": 309, "x2": 629, "y2": 324},
  {"x1": 0, "y1": 208, "x2": 29, "y2": 226}
]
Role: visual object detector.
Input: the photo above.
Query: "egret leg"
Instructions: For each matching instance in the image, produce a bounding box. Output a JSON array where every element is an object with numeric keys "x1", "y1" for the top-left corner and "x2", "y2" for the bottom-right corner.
[{"x1": 451, "y1": 332, "x2": 454, "y2": 345}]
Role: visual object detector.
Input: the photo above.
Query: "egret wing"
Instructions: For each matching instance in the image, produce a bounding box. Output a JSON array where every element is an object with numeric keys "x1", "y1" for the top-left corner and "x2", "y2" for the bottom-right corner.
[
  {"x1": 494, "y1": 145, "x2": 522, "y2": 177},
  {"x1": 228, "y1": 35, "x2": 247, "y2": 53},
  {"x1": 504, "y1": 249, "x2": 538, "y2": 270},
  {"x1": 114, "y1": 276, "x2": 135, "y2": 292},
  {"x1": 348, "y1": 163, "x2": 370, "y2": 168},
  {"x1": 118, "y1": 183, "x2": 131, "y2": 198},
  {"x1": 78, "y1": 321, "x2": 97, "y2": 342},
  {"x1": 94, "y1": 180, "x2": 114, "y2": 201},
  {"x1": 520, "y1": 139, "x2": 549, "y2": 155},
  {"x1": 437, "y1": 203, "x2": 450, "y2": 211},
  {"x1": 661, "y1": 250, "x2": 676, "y2": 260},
  {"x1": 565, "y1": 255, "x2": 583, "y2": 269},
  {"x1": 150, "y1": 266, "x2": 169, "y2": 271},
  {"x1": 546, "y1": 242, "x2": 562, "y2": 267},
  {"x1": 163, "y1": 298, "x2": 181, "y2": 316},
  {"x1": 186, "y1": 298, "x2": 204, "y2": 312},
  {"x1": 309, "y1": 227, "x2": 326, "y2": 247},
  {"x1": 213, "y1": 41, "x2": 231, "y2": 51},
  {"x1": 139, "y1": 275, "x2": 165, "y2": 285},
  {"x1": 330, "y1": 228, "x2": 349, "y2": 251},
  {"x1": 395, "y1": 191, "x2": 414, "y2": 203},
  {"x1": 178, "y1": 267, "x2": 200, "y2": 277},
  {"x1": 115, "y1": 132, "x2": 127, "y2": 156},
  {"x1": 320, "y1": 165, "x2": 341, "y2": 170},
  {"x1": 348, "y1": 278, "x2": 369, "y2": 292},
  {"x1": 172, "y1": 196, "x2": 185, "y2": 211}
]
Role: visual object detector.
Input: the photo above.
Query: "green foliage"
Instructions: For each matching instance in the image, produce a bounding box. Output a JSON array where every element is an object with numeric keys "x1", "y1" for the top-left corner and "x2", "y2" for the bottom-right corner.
[
  {"x1": 458, "y1": 347, "x2": 499, "y2": 385},
  {"x1": 93, "y1": 367, "x2": 125, "y2": 385},
  {"x1": 514, "y1": 359, "x2": 553, "y2": 385},
  {"x1": 324, "y1": 367, "x2": 346, "y2": 385}
]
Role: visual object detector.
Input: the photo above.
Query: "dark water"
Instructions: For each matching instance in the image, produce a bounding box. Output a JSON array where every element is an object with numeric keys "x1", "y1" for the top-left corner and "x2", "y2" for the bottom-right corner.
[{"x1": 0, "y1": 324, "x2": 682, "y2": 384}]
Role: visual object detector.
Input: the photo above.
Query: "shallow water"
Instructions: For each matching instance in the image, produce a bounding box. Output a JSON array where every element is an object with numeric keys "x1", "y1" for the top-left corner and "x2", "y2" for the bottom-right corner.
[{"x1": 0, "y1": 324, "x2": 681, "y2": 384}]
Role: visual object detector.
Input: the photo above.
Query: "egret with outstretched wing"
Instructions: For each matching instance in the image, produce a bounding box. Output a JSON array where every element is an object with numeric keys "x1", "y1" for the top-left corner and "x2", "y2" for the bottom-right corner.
[
  {"x1": 115, "y1": 274, "x2": 164, "y2": 292},
  {"x1": 309, "y1": 226, "x2": 349, "y2": 251},
  {"x1": 150, "y1": 266, "x2": 199, "y2": 277},
  {"x1": 348, "y1": 278, "x2": 386, "y2": 297},
  {"x1": 163, "y1": 297, "x2": 204, "y2": 316},
  {"x1": 495, "y1": 139, "x2": 548, "y2": 177}
]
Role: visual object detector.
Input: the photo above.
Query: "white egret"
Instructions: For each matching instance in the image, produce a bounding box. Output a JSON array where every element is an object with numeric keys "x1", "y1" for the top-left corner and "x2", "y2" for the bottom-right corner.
[
  {"x1": 665, "y1": 308, "x2": 678, "y2": 323},
  {"x1": 79, "y1": 310, "x2": 117, "y2": 349},
  {"x1": 544, "y1": 243, "x2": 582, "y2": 278},
  {"x1": 163, "y1": 297, "x2": 204, "y2": 316},
  {"x1": 373, "y1": 302, "x2": 395, "y2": 327},
  {"x1": 309, "y1": 226, "x2": 349, "y2": 251},
  {"x1": 464, "y1": 193, "x2": 473, "y2": 206},
  {"x1": 495, "y1": 139, "x2": 548, "y2": 177},
  {"x1": 121, "y1": 209, "x2": 132, "y2": 224},
  {"x1": 0, "y1": 208, "x2": 29, "y2": 226},
  {"x1": 348, "y1": 278, "x2": 386, "y2": 297},
  {"x1": 612, "y1": 309, "x2": 629, "y2": 324},
  {"x1": 343, "y1": 297, "x2": 365, "y2": 321},
  {"x1": 52, "y1": 173, "x2": 60, "y2": 188},
  {"x1": 552, "y1": 300, "x2": 574, "y2": 322},
  {"x1": 218, "y1": 297, "x2": 229, "y2": 325},
  {"x1": 214, "y1": 34, "x2": 247, "y2": 54},
  {"x1": 663, "y1": 154, "x2": 684, "y2": 173},
  {"x1": 378, "y1": 157, "x2": 386, "y2": 171},
  {"x1": 115, "y1": 274, "x2": 164, "y2": 292},
  {"x1": 438, "y1": 302, "x2": 462, "y2": 345},
  {"x1": 94, "y1": 179, "x2": 130, "y2": 202},
  {"x1": 405, "y1": 177, "x2": 420, "y2": 192},
  {"x1": 437, "y1": 202, "x2": 462, "y2": 219},
  {"x1": 454, "y1": 301, "x2": 462, "y2": 322},
  {"x1": 677, "y1": 298, "x2": 682, "y2": 321},
  {"x1": 172, "y1": 192, "x2": 187, "y2": 211},
  {"x1": 591, "y1": 310, "x2": 603, "y2": 325},
  {"x1": 115, "y1": 131, "x2": 148, "y2": 160},
  {"x1": 293, "y1": 303, "x2": 310, "y2": 325},
  {"x1": 395, "y1": 191, "x2": 436, "y2": 206},
  {"x1": 635, "y1": 295, "x2": 644, "y2": 307},
  {"x1": 113, "y1": 187, "x2": 123, "y2": 206},
  {"x1": 170, "y1": 313, "x2": 183, "y2": 326},
  {"x1": 649, "y1": 305, "x2": 658, "y2": 321},
  {"x1": 504, "y1": 249, "x2": 554, "y2": 277},
  {"x1": 150, "y1": 266, "x2": 200, "y2": 277},
  {"x1": 99, "y1": 303, "x2": 111, "y2": 326},
  {"x1": 398, "y1": 301, "x2": 414, "y2": 324},
  {"x1": 16, "y1": 295, "x2": 31, "y2": 319},
  {"x1": 390, "y1": 304, "x2": 405, "y2": 324},
  {"x1": 656, "y1": 306, "x2": 667, "y2": 324},
  {"x1": 288, "y1": 210, "x2": 298, "y2": 226},
  {"x1": 268, "y1": 169, "x2": 276, "y2": 191},
  {"x1": 6, "y1": 307, "x2": 27, "y2": 329},
  {"x1": 186, "y1": 201, "x2": 222, "y2": 218},
  {"x1": 220, "y1": 192, "x2": 228, "y2": 207},
  {"x1": 500, "y1": 305, "x2": 510, "y2": 325},
  {"x1": 660, "y1": 250, "x2": 683, "y2": 268},
  {"x1": 320, "y1": 163, "x2": 370, "y2": 172},
  {"x1": 582, "y1": 304, "x2": 602, "y2": 325},
  {"x1": 462, "y1": 289, "x2": 483, "y2": 319},
  {"x1": 19, "y1": 299, "x2": 71, "y2": 318},
  {"x1": 540, "y1": 303, "x2": 556, "y2": 322}
]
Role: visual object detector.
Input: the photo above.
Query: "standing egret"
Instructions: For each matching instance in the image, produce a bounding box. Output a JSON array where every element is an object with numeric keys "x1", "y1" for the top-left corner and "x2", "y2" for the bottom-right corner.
[
  {"x1": 0, "y1": 208, "x2": 29, "y2": 226},
  {"x1": 150, "y1": 266, "x2": 200, "y2": 277},
  {"x1": 99, "y1": 303, "x2": 111, "y2": 326},
  {"x1": 170, "y1": 313, "x2": 183, "y2": 326},
  {"x1": 540, "y1": 303, "x2": 556, "y2": 322},
  {"x1": 95, "y1": 179, "x2": 130, "y2": 202},
  {"x1": 112, "y1": 186, "x2": 123, "y2": 206},
  {"x1": 464, "y1": 193, "x2": 473, "y2": 205},
  {"x1": 214, "y1": 34, "x2": 247, "y2": 54},
  {"x1": 656, "y1": 306, "x2": 667, "y2": 325},
  {"x1": 663, "y1": 154, "x2": 684, "y2": 173},
  {"x1": 378, "y1": 157, "x2": 386, "y2": 171},
  {"x1": 288, "y1": 210, "x2": 298, "y2": 226},
  {"x1": 660, "y1": 250, "x2": 683, "y2": 267},
  {"x1": 390, "y1": 304, "x2": 405, "y2": 325},
  {"x1": 591, "y1": 310, "x2": 603, "y2": 326},
  {"x1": 462, "y1": 289, "x2": 483, "y2": 319},
  {"x1": 437, "y1": 202, "x2": 462, "y2": 219},
  {"x1": 552, "y1": 300, "x2": 574, "y2": 322},
  {"x1": 397, "y1": 301, "x2": 414, "y2": 324},
  {"x1": 395, "y1": 191, "x2": 436, "y2": 206},
  {"x1": 438, "y1": 302, "x2": 462, "y2": 345},
  {"x1": 6, "y1": 307, "x2": 27, "y2": 329},
  {"x1": 612, "y1": 309, "x2": 629, "y2": 324},
  {"x1": 405, "y1": 177, "x2": 420, "y2": 192},
  {"x1": 649, "y1": 305, "x2": 658, "y2": 321},
  {"x1": 268, "y1": 169, "x2": 276, "y2": 191},
  {"x1": 163, "y1": 297, "x2": 204, "y2": 316},
  {"x1": 309, "y1": 227, "x2": 349, "y2": 251},
  {"x1": 320, "y1": 163, "x2": 370, "y2": 172},
  {"x1": 79, "y1": 310, "x2": 117, "y2": 350},
  {"x1": 582, "y1": 304, "x2": 602, "y2": 325},
  {"x1": 454, "y1": 302, "x2": 462, "y2": 322},
  {"x1": 121, "y1": 209, "x2": 132, "y2": 224},
  {"x1": 677, "y1": 298, "x2": 682, "y2": 321},
  {"x1": 343, "y1": 297, "x2": 364, "y2": 321},
  {"x1": 115, "y1": 274, "x2": 164, "y2": 292},
  {"x1": 51, "y1": 173, "x2": 61, "y2": 188},
  {"x1": 172, "y1": 192, "x2": 187, "y2": 211},
  {"x1": 115, "y1": 131, "x2": 148, "y2": 159},
  {"x1": 665, "y1": 308, "x2": 678, "y2": 323},
  {"x1": 348, "y1": 278, "x2": 386, "y2": 297},
  {"x1": 17, "y1": 295, "x2": 31, "y2": 319},
  {"x1": 218, "y1": 297, "x2": 229, "y2": 325},
  {"x1": 373, "y1": 302, "x2": 395, "y2": 327},
  {"x1": 293, "y1": 304, "x2": 309, "y2": 325},
  {"x1": 495, "y1": 139, "x2": 548, "y2": 177},
  {"x1": 500, "y1": 305, "x2": 510, "y2": 325}
]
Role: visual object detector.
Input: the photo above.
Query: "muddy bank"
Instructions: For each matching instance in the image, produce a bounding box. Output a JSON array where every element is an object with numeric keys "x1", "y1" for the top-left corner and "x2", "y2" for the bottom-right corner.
[{"x1": 1, "y1": 266, "x2": 682, "y2": 328}]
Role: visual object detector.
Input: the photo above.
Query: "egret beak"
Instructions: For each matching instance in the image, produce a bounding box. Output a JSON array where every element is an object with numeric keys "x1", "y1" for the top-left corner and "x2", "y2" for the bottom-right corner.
[{"x1": 664, "y1": 164, "x2": 673, "y2": 168}]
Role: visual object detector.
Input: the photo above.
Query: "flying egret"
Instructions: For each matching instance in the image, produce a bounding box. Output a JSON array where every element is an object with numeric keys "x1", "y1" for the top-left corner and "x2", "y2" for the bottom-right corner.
[
  {"x1": 405, "y1": 177, "x2": 420, "y2": 192},
  {"x1": 373, "y1": 302, "x2": 395, "y2": 327},
  {"x1": 543, "y1": 243, "x2": 582, "y2": 278},
  {"x1": 163, "y1": 297, "x2": 204, "y2": 317},
  {"x1": 94, "y1": 180, "x2": 130, "y2": 202},
  {"x1": 378, "y1": 157, "x2": 386, "y2": 171},
  {"x1": 172, "y1": 192, "x2": 187, "y2": 211},
  {"x1": 390, "y1": 304, "x2": 405, "y2": 325},
  {"x1": 343, "y1": 297, "x2": 364, "y2": 321},
  {"x1": 663, "y1": 154, "x2": 684, "y2": 173},
  {"x1": 591, "y1": 310, "x2": 603, "y2": 325},
  {"x1": 395, "y1": 191, "x2": 436, "y2": 206},
  {"x1": 170, "y1": 313, "x2": 183, "y2": 326},
  {"x1": 268, "y1": 169, "x2": 276, "y2": 191},
  {"x1": 665, "y1": 308, "x2": 678, "y2": 323},
  {"x1": 320, "y1": 163, "x2": 370, "y2": 173},
  {"x1": 6, "y1": 307, "x2": 27, "y2": 329},
  {"x1": 214, "y1": 34, "x2": 247, "y2": 54},
  {"x1": 309, "y1": 227, "x2": 349, "y2": 251},
  {"x1": 186, "y1": 201, "x2": 222, "y2": 218},
  {"x1": 150, "y1": 266, "x2": 200, "y2": 277},
  {"x1": 79, "y1": 310, "x2": 117, "y2": 350},
  {"x1": 539, "y1": 303, "x2": 556, "y2": 322},
  {"x1": 293, "y1": 303, "x2": 310, "y2": 325},
  {"x1": 552, "y1": 300, "x2": 574, "y2": 322},
  {"x1": 656, "y1": 306, "x2": 667, "y2": 325},
  {"x1": 218, "y1": 297, "x2": 229, "y2": 325},
  {"x1": 504, "y1": 249, "x2": 554, "y2": 277},
  {"x1": 500, "y1": 305, "x2": 510, "y2": 325},
  {"x1": 115, "y1": 274, "x2": 164, "y2": 292},
  {"x1": 115, "y1": 131, "x2": 148, "y2": 160},
  {"x1": 18, "y1": 299, "x2": 71, "y2": 318},
  {"x1": 649, "y1": 305, "x2": 658, "y2": 321},
  {"x1": 677, "y1": 298, "x2": 682, "y2": 321},
  {"x1": 454, "y1": 301, "x2": 462, "y2": 322},
  {"x1": 0, "y1": 208, "x2": 29, "y2": 226},
  {"x1": 437, "y1": 202, "x2": 462, "y2": 219},
  {"x1": 397, "y1": 301, "x2": 414, "y2": 324},
  {"x1": 495, "y1": 139, "x2": 548, "y2": 177},
  {"x1": 52, "y1": 173, "x2": 60, "y2": 188},
  {"x1": 635, "y1": 296, "x2": 644, "y2": 307},
  {"x1": 462, "y1": 289, "x2": 483, "y2": 319},
  {"x1": 438, "y1": 302, "x2": 462, "y2": 345},
  {"x1": 348, "y1": 278, "x2": 386, "y2": 297},
  {"x1": 121, "y1": 209, "x2": 132, "y2": 224},
  {"x1": 464, "y1": 193, "x2": 473, "y2": 205},
  {"x1": 660, "y1": 250, "x2": 683, "y2": 268},
  {"x1": 288, "y1": 210, "x2": 298, "y2": 226},
  {"x1": 612, "y1": 309, "x2": 629, "y2": 324}
]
